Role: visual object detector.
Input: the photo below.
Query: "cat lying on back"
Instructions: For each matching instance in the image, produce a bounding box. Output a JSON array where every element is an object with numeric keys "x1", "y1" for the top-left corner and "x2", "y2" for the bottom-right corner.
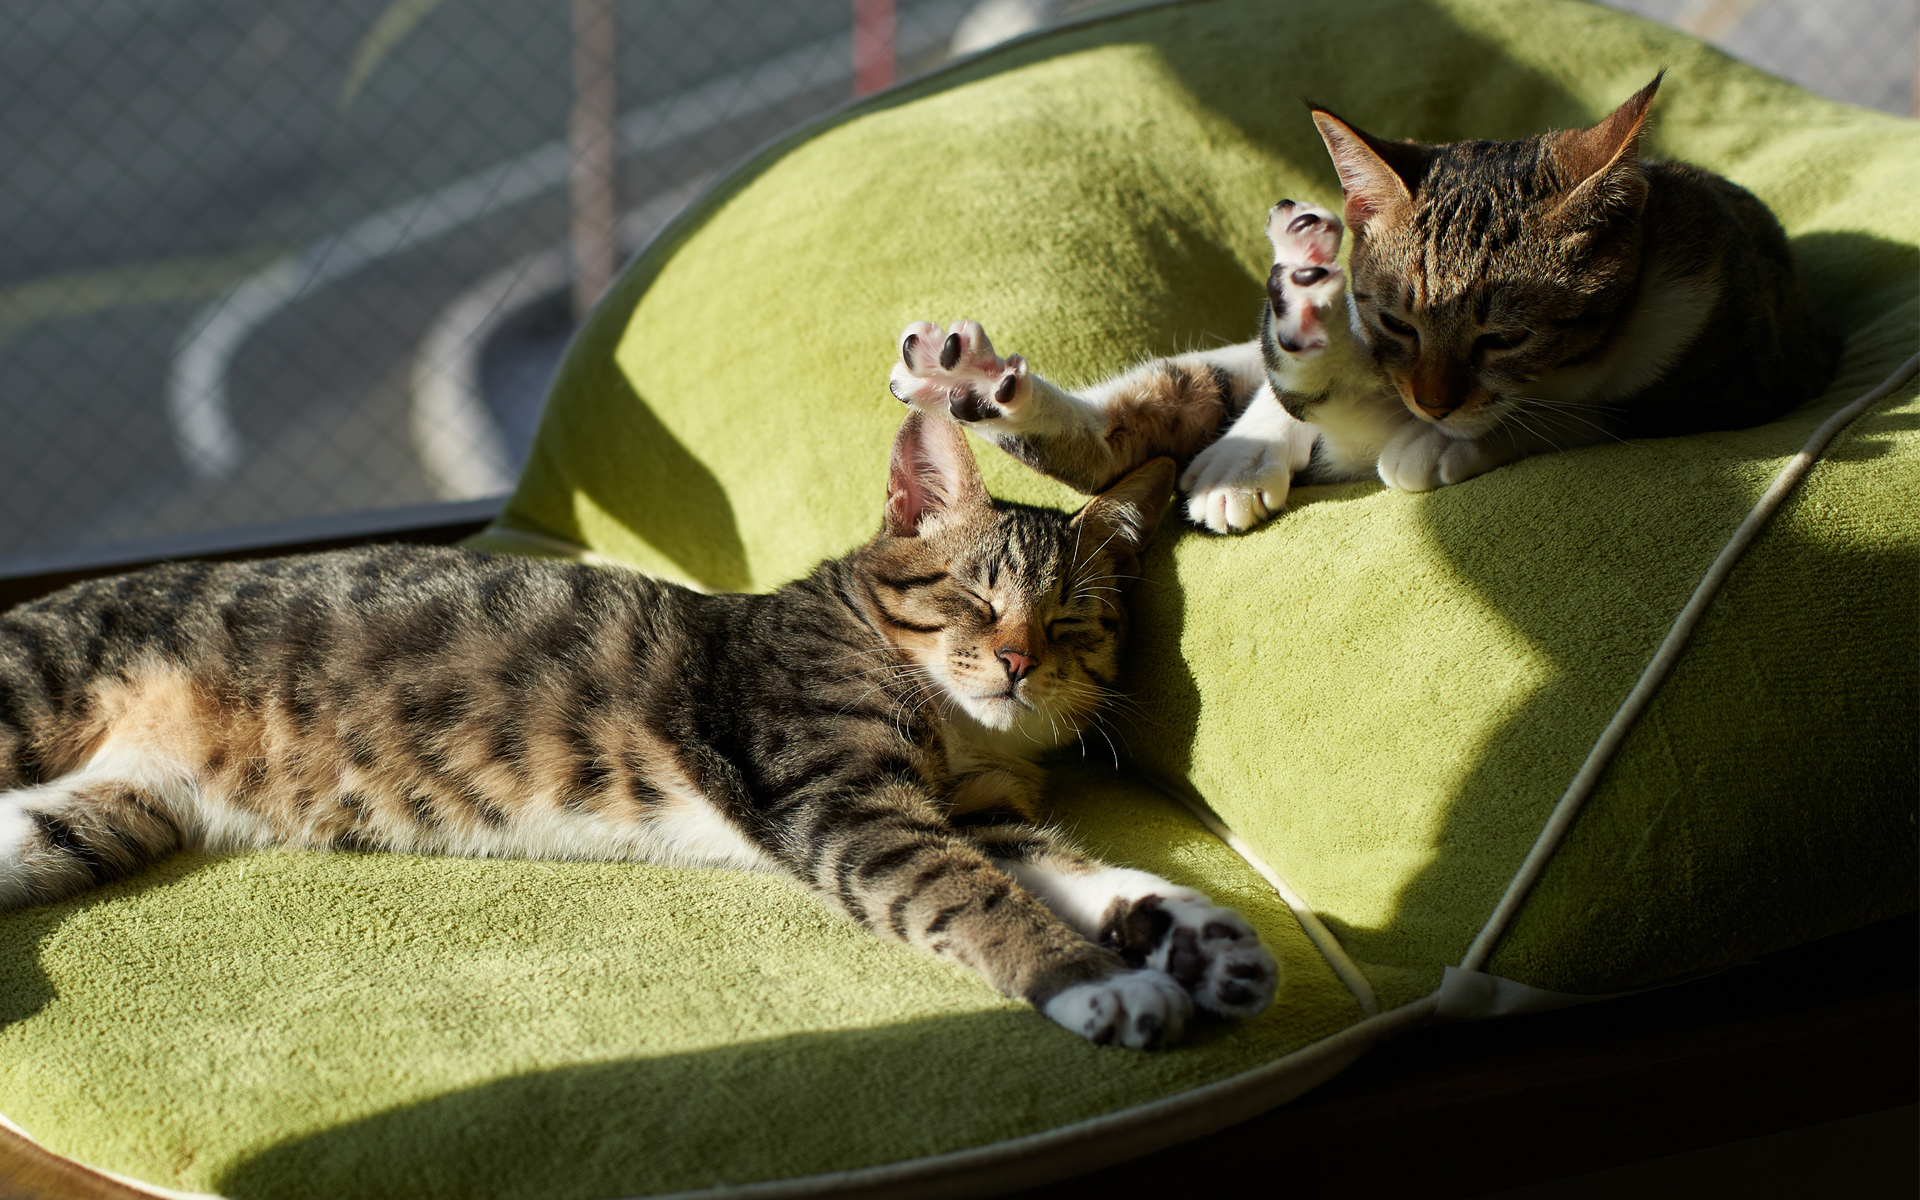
[
  {"x1": 0, "y1": 413, "x2": 1275, "y2": 1050},
  {"x1": 888, "y1": 75, "x2": 1837, "y2": 532}
]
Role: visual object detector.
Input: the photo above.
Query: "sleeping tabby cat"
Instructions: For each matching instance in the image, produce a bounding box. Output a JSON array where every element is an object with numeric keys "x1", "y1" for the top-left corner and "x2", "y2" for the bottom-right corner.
[
  {"x1": 0, "y1": 412, "x2": 1275, "y2": 1050},
  {"x1": 888, "y1": 75, "x2": 1837, "y2": 533}
]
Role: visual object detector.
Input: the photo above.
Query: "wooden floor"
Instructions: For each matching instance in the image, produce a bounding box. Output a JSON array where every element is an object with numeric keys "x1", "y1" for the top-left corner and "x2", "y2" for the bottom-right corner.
[{"x1": 3, "y1": 913, "x2": 1912, "y2": 1199}]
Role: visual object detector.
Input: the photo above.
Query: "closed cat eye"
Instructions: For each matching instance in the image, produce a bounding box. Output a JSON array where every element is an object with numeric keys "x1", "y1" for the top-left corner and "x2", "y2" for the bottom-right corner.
[
  {"x1": 1046, "y1": 617, "x2": 1087, "y2": 638},
  {"x1": 1474, "y1": 331, "x2": 1530, "y2": 354},
  {"x1": 1377, "y1": 312, "x2": 1418, "y2": 339}
]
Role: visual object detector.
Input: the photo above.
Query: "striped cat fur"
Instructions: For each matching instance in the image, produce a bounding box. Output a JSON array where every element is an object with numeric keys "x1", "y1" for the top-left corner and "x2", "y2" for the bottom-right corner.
[
  {"x1": 0, "y1": 412, "x2": 1276, "y2": 1049},
  {"x1": 889, "y1": 76, "x2": 1836, "y2": 534}
]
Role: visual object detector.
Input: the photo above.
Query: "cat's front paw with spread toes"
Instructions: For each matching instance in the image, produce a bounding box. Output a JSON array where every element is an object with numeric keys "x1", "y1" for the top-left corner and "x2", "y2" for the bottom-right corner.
[
  {"x1": 1043, "y1": 969, "x2": 1194, "y2": 1049},
  {"x1": 888, "y1": 320, "x2": 1031, "y2": 425},
  {"x1": 1265, "y1": 199, "x2": 1347, "y2": 356},
  {"x1": 1102, "y1": 889, "x2": 1279, "y2": 1018}
]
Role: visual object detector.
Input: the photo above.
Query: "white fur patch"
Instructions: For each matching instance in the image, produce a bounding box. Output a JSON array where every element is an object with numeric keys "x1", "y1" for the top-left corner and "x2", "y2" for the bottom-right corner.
[
  {"x1": 1042, "y1": 968, "x2": 1192, "y2": 1048},
  {"x1": 1005, "y1": 863, "x2": 1185, "y2": 937},
  {"x1": 1180, "y1": 385, "x2": 1318, "y2": 533},
  {"x1": 1375, "y1": 419, "x2": 1519, "y2": 491},
  {"x1": 405, "y1": 775, "x2": 779, "y2": 874},
  {"x1": 0, "y1": 800, "x2": 38, "y2": 909}
]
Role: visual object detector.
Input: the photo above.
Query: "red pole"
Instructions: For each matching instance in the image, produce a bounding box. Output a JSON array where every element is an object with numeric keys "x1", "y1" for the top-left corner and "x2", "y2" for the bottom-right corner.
[
  {"x1": 853, "y1": 0, "x2": 895, "y2": 96},
  {"x1": 570, "y1": 0, "x2": 617, "y2": 319}
]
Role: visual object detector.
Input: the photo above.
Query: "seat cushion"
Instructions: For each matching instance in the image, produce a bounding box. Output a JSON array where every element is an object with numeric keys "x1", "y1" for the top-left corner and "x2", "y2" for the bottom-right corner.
[
  {"x1": 3, "y1": 0, "x2": 1914, "y2": 1196},
  {"x1": 494, "y1": 0, "x2": 1918, "y2": 1011}
]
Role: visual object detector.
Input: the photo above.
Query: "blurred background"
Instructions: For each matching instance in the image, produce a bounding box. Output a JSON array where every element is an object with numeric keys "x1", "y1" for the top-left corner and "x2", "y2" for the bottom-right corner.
[{"x1": 0, "y1": 0, "x2": 1914, "y2": 568}]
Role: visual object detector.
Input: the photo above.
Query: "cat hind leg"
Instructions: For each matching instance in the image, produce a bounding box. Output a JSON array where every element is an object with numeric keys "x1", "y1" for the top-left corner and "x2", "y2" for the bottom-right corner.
[
  {"x1": 1265, "y1": 199, "x2": 1348, "y2": 356},
  {"x1": 0, "y1": 752, "x2": 192, "y2": 909},
  {"x1": 889, "y1": 320, "x2": 1031, "y2": 423}
]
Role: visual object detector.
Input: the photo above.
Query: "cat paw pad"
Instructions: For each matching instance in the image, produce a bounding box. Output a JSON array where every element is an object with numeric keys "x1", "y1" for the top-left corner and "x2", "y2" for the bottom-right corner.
[
  {"x1": 888, "y1": 320, "x2": 1030, "y2": 424},
  {"x1": 1102, "y1": 890, "x2": 1279, "y2": 1018},
  {"x1": 1265, "y1": 200, "x2": 1347, "y2": 356},
  {"x1": 1042, "y1": 969, "x2": 1193, "y2": 1049}
]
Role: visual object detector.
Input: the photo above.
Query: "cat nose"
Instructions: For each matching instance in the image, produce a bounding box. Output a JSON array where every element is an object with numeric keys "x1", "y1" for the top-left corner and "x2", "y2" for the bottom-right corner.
[{"x1": 996, "y1": 648, "x2": 1038, "y2": 683}]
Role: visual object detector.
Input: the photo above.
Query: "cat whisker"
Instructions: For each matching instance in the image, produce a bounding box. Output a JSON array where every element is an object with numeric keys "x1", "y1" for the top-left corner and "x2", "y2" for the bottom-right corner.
[{"x1": 1511, "y1": 398, "x2": 1634, "y2": 447}]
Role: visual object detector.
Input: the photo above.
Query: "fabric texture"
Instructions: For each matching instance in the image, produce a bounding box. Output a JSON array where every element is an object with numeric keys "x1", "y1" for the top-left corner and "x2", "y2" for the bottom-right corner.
[
  {"x1": 2, "y1": 0, "x2": 1914, "y2": 1195},
  {"x1": 491, "y1": 0, "x2": 1919, "y2": 1011},
  {"x1": 0, "y1": 769, "x2": 1358, "y2": 1198}
]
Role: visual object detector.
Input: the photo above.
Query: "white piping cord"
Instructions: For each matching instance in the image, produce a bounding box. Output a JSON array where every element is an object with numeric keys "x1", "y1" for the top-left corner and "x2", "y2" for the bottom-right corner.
[
  {"x1": 1158, "y1": 783, "x2": 1383, "y2": 1016},
  {"x1": 1460, "y1": 351, "x2": 1920, "y2": 974}
]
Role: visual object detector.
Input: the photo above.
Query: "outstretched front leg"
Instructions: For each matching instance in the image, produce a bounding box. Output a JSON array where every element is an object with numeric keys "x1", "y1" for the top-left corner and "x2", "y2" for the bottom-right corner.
[
  {"x1": 962, "y1": 819, "x2": 1280, "y2": 1028},
  {"x1": 888, "y1": 320, "x2": 1268, "y2": 495}
]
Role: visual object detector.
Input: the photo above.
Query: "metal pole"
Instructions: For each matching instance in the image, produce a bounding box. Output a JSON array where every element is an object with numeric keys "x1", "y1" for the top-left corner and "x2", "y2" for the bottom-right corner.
[
  {"x1": 570, "y1": 0, "x2": 618, "y2": 320},
  {"x1": 853, "y1": 0, "x2": 895, "y2": 96}
]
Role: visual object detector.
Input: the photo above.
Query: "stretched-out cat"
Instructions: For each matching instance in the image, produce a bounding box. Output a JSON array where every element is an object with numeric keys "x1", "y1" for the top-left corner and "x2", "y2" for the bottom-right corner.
[
  {"x1": 888, "y1": 75, "x2": 1837, "y2": 533},
  {"x1": 0, "y1": 413, "x2": 1275, "y2": 1050}
]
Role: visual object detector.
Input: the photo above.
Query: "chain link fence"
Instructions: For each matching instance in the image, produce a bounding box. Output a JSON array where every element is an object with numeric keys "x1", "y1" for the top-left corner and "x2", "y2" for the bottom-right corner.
[{"x1": 1, "y1": 0, "x2": 1913, "y2": 567}]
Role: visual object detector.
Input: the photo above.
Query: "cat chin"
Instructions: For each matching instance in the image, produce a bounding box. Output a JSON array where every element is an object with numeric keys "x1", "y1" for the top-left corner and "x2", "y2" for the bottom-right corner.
[
  {"x1": 947, "y1": 693, "x2": 1074, "y2": 747},
  {"x1": 954, "y1": 693, "x2": 1030, "y2": 733}
]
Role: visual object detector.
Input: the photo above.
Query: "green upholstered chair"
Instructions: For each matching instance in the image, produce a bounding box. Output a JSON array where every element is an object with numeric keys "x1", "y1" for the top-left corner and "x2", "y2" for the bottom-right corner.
[{"x1": 2, "y1": 1, "x2": 1913, "y2": 1195}]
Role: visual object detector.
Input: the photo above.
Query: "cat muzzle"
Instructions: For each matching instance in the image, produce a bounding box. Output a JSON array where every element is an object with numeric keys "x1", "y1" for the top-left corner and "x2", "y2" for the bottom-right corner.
[{"x1": 996, "y1": 647, "x2": 1038, "y2": 683}]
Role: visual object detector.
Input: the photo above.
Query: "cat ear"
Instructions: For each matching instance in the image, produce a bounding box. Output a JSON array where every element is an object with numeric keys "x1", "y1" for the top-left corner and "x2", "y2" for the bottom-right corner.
[
  {"x1": 883, "y1": 411, "x2": 990, "y2": 537},
  {"x1": 1551, "y1": 73, "x2": 1661, "y2": 228},
  {"x1": 1309, "y1": 106, "x2": 1430, "y2": 233},
  {"x1": 1070, "y1": 457, "x2": 1176, "y2": 582}
]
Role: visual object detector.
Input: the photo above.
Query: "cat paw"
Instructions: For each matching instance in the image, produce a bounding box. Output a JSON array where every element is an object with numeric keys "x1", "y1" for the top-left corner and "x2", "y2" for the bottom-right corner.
[
  {"x1": 1180, "y1": 435, "x2": 1293, "y2": 533},
  {"x1": 1376, "y1": 422, "x2": 1500, "y2": 491},
  {"x1": 1265, "y1": 200, "x2": 1347, "y2": 357},
  {"x1": 1042, "y1": 968, "x2": 1194, "y2": 1049},
  {"x1": 1102, "y1": 889, "x2": 1279, "y2": 1018},
  {"x1": 888, "y1": 320, "x2": 1030, "y2": 425}
]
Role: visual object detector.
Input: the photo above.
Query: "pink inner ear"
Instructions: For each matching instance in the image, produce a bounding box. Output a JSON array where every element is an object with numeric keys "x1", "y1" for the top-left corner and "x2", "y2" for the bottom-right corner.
[
  {"x1": 885, "y1": 487, "x2": 921, "y2": 535},
  {"x1": 885, "y1": 414, "x2": 976, "y2": 534},
  {"x1": 1341, "y1": 191, "x2": 1386, "y2": 231}
]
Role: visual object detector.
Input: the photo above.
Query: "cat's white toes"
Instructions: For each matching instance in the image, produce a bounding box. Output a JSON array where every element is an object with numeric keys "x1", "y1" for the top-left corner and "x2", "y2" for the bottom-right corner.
[
  {"x1": 1377, "y1": 422, "x2": 1498, "y2": 491},
  {"x1": 1179, "y1": 436, "x2": 1293, "y2": 534},
  {"x1": 1042, "y1": 969, "x2": 1193, "y2": 1049},
  {"x1": 886, "y1": 319, "x2": 1030, "y2": 423},
  {"x1": 1186, "y1": 486, "x2": 1259, "y2": 535},
  {"x1": 944, "y1": 320, "x2": 1001, "y2": 373}
]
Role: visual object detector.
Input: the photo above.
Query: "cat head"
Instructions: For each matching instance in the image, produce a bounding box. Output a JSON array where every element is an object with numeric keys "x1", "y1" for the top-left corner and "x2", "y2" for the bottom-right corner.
[
  {"x1": 1310, "y1": 74, "x2": 1663, "y2": 437},
  {"x1": 862, "y1": 411, "x2": 1174, "y2": 739}
]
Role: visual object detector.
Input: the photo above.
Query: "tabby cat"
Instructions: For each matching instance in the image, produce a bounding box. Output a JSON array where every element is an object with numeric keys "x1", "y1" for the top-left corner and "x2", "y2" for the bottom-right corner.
[
  {"x1": 0, "y1": 413, "x2": 1276, "y2": 1050},
  {"x1": 887, "y1": 75, "x2": 1837, "y2": 532}
]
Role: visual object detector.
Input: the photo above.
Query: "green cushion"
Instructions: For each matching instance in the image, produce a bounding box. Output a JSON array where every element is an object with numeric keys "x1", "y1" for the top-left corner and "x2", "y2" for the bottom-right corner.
[
  {"x1": 3, "y1": 0, "x2": 1914, "y2": 1196},
  {"x1": 495, "y1": 0, "x2": 1918, "y2": 1011}
]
